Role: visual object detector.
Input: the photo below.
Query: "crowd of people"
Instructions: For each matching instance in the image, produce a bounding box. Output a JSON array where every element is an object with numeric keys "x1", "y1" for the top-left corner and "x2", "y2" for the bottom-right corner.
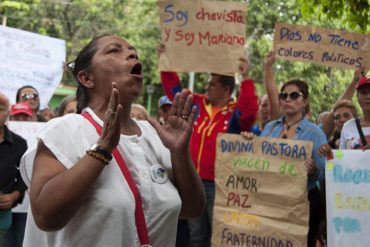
[
  {"x1": 0, "y1": 33, "x2": 369, "y2": 247},
  {"x1": 0, "y1": 85, "x2": 78, "y2": 247}
]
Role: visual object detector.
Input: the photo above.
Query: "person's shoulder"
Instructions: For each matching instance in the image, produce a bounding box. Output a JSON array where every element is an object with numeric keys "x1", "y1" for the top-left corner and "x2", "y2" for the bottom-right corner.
[
  {"x1": 341, "y1": 118, "x2": 358, "y2": 138},
  {"x1": 43, "y1": 113, "x2": 86, "y2": 131},
  {"x1": 8, "y1": 129, "x2": 27, "y2": 146},
  {"x1": 192, "y1": 93, "x2": 206, "y2": 102},
  {"x1": 302, "y1": 119, "x2": 326, "y2": 137},
  {"x1": 226, "y1": 100, "x2": 237, "y2": 109},
  {"x1": 136, "y1": 120, "x2": 168, "y2": 143},
  {"x1": 305, "y1": 120, "x2": 323, "y2": 131},
  {"x1": 264, "y1": 119, "x2": 279, "y2": 129},
  {"x1": 260, "y1": 119, "x2": 280, "y2": 136},
  {"x1": 343, "y1": 118, "x2": 356, "y2": 129}
]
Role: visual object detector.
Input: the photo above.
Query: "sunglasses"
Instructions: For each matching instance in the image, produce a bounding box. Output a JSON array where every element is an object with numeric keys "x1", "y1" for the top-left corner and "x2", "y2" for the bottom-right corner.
[
  {"x1": 278, "y1": 91, "x2": 304, "y2": 101},
  {"x1": 21, "y1": 93, "x2": 38, "y2": 100}
]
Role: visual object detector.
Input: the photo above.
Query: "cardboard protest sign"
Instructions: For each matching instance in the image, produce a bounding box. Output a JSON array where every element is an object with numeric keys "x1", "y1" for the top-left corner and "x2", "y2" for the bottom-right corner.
[
  {"x1": 273, "y1": 23, "x2": 370, "y2": 70},
  {"x1": 326, "y1": 150, "x2": 370, "y2": 247},
  {"x1": 0, "y1": 26, "x2": 66, "y2": 108},
  {"x1": 158, "y1": 0, "x2": 247, "y2": 74},
  {"x1": 212, "y1": 134, "x2": 312, "y2": 247}
]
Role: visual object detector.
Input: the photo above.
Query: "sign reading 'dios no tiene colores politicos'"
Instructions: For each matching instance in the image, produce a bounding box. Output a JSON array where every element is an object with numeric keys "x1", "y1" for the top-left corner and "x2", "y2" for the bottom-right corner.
[
  {"x1": 158, "y1": 0, "x2": 247, "y2": 74},
  {"x1": 274, "y1": 23, "x2": 370, "y2": 70}
]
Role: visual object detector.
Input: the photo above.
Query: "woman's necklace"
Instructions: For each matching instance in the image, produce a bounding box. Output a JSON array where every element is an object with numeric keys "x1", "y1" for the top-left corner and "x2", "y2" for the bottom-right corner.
[
  {"x1": 281, "y1": 117, "x2": 303, "y2": 139},
  {"x1": 285, "y1": 118, "x2": 302, "y2": 130}
]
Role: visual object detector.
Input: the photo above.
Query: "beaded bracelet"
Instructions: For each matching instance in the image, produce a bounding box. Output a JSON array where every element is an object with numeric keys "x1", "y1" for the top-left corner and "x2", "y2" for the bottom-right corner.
[{"x1": 86, "y1": 150, "x2": 110, "y2": 164}]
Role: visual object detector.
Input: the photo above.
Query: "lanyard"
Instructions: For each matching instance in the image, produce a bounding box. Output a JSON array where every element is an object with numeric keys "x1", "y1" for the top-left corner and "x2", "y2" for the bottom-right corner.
[{"x1": 82, "y1": 112, "x2": 150, "y2": 246}]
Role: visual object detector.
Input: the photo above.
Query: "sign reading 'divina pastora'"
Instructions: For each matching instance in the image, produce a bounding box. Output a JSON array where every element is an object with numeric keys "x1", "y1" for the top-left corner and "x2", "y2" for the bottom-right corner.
[{"x1": 212, "y1": 134, "x2": 312, "y2": 247}]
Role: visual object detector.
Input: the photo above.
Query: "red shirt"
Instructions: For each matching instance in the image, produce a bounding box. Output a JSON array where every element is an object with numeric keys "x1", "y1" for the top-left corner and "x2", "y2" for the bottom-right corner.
[{"x1": 161, "y1": 72, "x2": 258, "y2": 180}]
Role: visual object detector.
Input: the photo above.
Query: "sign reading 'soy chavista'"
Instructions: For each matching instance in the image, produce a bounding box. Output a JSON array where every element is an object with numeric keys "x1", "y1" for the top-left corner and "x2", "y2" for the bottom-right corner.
[
  {"x1": 212, "y1": 134, "x2": 312, "y2": 247},
  {"x1": 158, "y1": 0, "x2": 247, "y2": 74},
  {"x1": 273, "y1": 23, "x2": 370, "y2": 70}
]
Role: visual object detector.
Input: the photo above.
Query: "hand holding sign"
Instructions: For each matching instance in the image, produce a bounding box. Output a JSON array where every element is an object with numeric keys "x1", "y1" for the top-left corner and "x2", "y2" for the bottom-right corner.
[
  {"x1": 353, "y1": 66, "x2": 367, "y2": 83},
  {"x1": 238, "y1": 57, "x2": 250, "y2": 80},
  {"x1": 157, "y1": 42, "x2": 165, "y2": 58},
  {"x1": 304, "y1": 158, "x2": 318, "y2": 177},
  {"x1": 264, "y1": 50, "x2": 276, "y2": 69}
]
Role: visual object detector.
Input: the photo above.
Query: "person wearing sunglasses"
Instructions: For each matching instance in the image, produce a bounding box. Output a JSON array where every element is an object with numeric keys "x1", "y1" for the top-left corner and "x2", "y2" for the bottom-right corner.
[
  {"x1": 15, "y1": 86, "x2": 46, "y2": 122},
  {"x1": 243, "y1": 79, "x2": 327, "y2": 247}
]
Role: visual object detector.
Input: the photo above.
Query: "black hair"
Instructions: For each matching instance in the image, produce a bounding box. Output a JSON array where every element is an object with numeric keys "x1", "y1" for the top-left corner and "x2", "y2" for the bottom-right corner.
[
  {"x1": 67, "y1": 34, "x2": 111, "y2": 113},
  {"x1": 15, "y1": 85, "x2": 40, "y2": 111},
  {"x1": 280, "y1": 79, "x2": 309, "y2": 99},
  {"x1": 281, "y1": 79, "x2": 309, "y2": 115},
  {"x1": 212, "y1": 74, "x2": 235, "y2": 95}
]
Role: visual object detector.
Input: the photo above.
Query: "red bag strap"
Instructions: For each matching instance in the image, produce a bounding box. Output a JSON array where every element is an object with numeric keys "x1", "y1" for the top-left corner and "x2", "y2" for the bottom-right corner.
[{"x1": 82, "y1": 112, "x2": 150, "y2": 245}]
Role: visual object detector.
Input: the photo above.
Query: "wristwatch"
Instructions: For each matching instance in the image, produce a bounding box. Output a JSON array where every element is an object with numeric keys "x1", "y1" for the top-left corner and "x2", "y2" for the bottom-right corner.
[{"x1": 86, "y1": 144, "x2": 113, "y2": 164}]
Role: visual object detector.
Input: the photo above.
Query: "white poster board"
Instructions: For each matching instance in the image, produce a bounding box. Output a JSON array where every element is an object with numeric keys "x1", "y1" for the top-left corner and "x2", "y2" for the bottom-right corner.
[
  {"x1": 326, "y1": 150, "x2": 370, "y2": 247},
  {"x1": 0, "y1": 26, "x2": 66, "y2": 108},
  {"x1": 7, "y1": 121, "x2": 45, "y2": 147}
]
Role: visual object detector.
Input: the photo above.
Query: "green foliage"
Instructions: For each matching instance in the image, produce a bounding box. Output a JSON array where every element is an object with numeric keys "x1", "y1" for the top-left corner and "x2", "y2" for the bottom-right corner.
[
  {"x1": 0, "y1": 1, "x2": 30, "y2": 11},
  {"x1": 0, "y1": 0, "x2": 367, "y2": 117},
  {"x1": 298, "y1": 0, "x2": 370, "y2": 33}
]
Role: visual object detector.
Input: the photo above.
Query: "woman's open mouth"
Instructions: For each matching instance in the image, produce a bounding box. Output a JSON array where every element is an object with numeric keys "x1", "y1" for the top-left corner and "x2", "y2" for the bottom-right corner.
[{"x1": 130, "y1": 63, "x2": 143, "y2": 79}]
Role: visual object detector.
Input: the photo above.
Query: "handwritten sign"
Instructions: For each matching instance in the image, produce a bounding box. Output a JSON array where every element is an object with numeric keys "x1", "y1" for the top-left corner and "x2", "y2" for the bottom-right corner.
[
  {"x1": 7, "y1": 121, "x2": 46, "y2": 147},
  {"x1": 212, "y1": 134, "x2": 312, "y2": 247},
  {"x1": 0, "y1": 26, "x2": 66, "y2": 108},
  {"x1": 273, "y1": 23, "x2": 370, "y2": 70},
  {"x1": 326, "y1": 150, "x2": 370, "y2": 247},
  {"x1": 158, "y1": 0, "x2": 247, "y2": 74}
]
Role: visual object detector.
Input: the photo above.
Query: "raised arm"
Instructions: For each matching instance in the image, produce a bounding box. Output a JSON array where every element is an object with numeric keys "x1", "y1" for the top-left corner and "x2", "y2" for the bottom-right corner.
[
  {"x1": 235, "y1": 57, "x2": 258, "y2": 131},
  {"x1": 160, "y1": 71, "x2": 183, "y2": 101},
  {"x1": 158, "y1": 43, "x2": 183, "y2": 101},
  {"x1": 264, "y1": 50, "x2": 280, "y2": 120},
  {"x1": 322, "y1": 67, "x2": 366, "y2": 137}
]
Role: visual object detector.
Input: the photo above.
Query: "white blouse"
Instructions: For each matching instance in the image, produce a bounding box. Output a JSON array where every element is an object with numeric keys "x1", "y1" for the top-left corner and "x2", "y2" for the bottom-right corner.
[
  {"x1": 20, "y1": 108, "x2": 181, "y2": 247},
  {"x1": 340, "y1": 118, "x2": 370, "y2": 149}
]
